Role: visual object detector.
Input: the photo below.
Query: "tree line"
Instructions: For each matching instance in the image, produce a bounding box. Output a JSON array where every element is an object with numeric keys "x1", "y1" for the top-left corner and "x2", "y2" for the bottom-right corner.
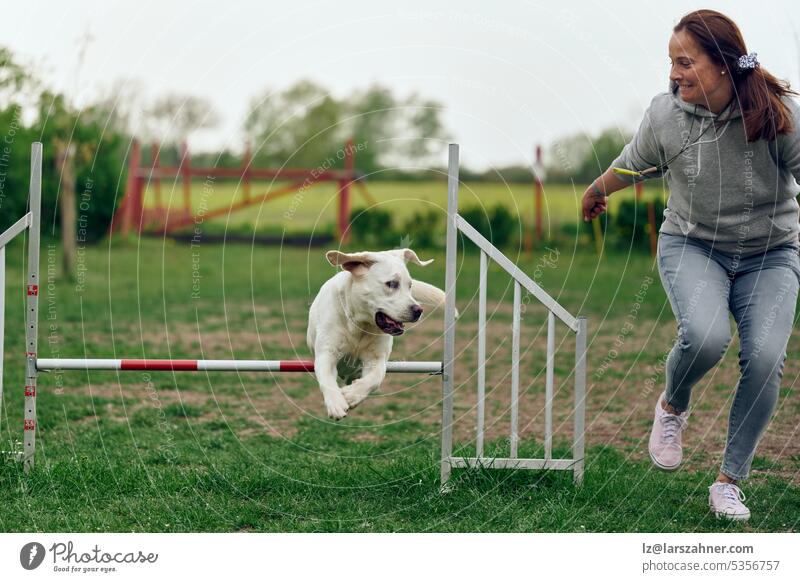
[{"x1": 0, "y1": 43, "x2": 633, "y2": 244}]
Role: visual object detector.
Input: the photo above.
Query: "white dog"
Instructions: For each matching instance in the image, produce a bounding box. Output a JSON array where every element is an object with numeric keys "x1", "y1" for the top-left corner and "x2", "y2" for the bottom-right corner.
[{"x1": 307, "y1": 248, "x2": 448, "y2": 419}]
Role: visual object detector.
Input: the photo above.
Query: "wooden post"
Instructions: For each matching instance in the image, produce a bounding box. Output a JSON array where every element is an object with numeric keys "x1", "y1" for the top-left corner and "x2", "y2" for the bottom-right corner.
[
  {"x1": 133, "y1": 173, "x2": 145, "y2": 235},
  {"x1": 152, "y1": 143, "x2": 162, "y2": 210},
  {"x1": 113, "y1": 139, "x2": 142, "y2": 238},
  {"x1": 339, "y1": 139, "x2": 354, "y2": 244},
  {"x1": 243, "y1": 140, "x2": 252, "y2": 203},
  {"x1": 57, "y1": 142, "x2": 77, "y2": 280},
  {"x1": 648, "y1": 200, "x2": 657, "y2": 257},
  {"x1": 181, "y1": 140, "x2": 191, "y2": 220}
]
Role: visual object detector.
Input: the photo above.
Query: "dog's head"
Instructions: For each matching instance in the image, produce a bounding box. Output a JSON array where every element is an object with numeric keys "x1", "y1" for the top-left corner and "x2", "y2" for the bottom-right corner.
[{"x1": 326, "y1": 248, "x2": 433, "y2": 335}]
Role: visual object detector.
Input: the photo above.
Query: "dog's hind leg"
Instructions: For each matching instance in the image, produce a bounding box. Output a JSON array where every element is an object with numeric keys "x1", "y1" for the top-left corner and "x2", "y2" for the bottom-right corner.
[
  {"x1": 314, "y1": 352, "x2": 350, "y2": 420},
  {"x1": 411, "y1": 279, "x2": 445, "y2": 307},
  {"x1": 412, "y1": 279, "x2": 459, "y2": 318}
]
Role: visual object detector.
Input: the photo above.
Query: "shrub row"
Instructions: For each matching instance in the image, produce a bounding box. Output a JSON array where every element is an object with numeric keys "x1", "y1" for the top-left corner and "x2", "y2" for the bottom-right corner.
[{"x1": 348, "y1": 197, "x2": 666, "y2": 251}]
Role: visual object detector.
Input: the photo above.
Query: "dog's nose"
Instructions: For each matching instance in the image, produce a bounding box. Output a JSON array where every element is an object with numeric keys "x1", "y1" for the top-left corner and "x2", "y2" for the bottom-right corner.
[{"x1": 410, "y1": 304, "x2": 423, "y2": 322}]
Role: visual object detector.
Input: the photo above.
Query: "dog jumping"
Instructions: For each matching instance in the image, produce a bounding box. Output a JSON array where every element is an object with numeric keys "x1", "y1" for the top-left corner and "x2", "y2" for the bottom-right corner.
[{"x1": 307, "y1": 248, "x2": 449, "y2": 419}]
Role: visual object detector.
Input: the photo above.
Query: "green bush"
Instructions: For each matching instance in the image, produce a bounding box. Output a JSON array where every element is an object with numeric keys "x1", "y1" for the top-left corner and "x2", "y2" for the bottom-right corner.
[
  {"x1": 612, "y1": 197, "x2": 665, "y2": 247},
  {"x1": 400, "y1": 208, "x2": 442, "y2": 249},
  {"x1": 459, "y1": 205, "x2": 517, "y2": 248},
  {"x1": 348, "y1": 207, "x2": 397, "y2": 248},
  {"x1": 488, "y1": 205, "x2": 516, "y2": 247}
]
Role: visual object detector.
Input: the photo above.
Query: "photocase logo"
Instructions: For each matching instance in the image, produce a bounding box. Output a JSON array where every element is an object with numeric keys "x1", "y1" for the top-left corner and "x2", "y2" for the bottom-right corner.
[{"x1": 20, "y1": 542, "x2": 46, "y2": 570}]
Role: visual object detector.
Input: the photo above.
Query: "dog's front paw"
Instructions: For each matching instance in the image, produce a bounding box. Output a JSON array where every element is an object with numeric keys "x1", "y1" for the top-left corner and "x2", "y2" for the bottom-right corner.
[
  {"x1": 324, "y1": 390, "x2": 349, "y2": 420},
  {"x1": 342, "y1": 385, "x2": 368, "y2": 409}
]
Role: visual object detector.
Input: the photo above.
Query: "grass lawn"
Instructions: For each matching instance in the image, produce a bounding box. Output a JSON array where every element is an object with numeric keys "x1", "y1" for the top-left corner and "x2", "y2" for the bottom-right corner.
[{"x1": 0, "y1": 235, "x2": 797, "y2": 532}]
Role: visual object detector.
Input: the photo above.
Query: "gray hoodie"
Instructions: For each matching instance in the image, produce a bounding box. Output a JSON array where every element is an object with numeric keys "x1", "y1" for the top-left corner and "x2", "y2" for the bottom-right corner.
[{"x1": 609, "y1": 80, "x2": 800, "y2": 256}]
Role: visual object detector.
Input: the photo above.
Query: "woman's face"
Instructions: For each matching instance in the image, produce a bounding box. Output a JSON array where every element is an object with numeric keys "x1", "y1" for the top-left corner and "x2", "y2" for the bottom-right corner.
[{"x1": 668, "y1": 30, "x2": 732, "y2": 111}]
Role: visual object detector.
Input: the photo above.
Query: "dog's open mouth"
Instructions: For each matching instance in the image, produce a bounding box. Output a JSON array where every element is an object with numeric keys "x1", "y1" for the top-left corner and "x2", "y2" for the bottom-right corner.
[{"x1": 375, "y1": 311, "x2": 405, "y2": 335}]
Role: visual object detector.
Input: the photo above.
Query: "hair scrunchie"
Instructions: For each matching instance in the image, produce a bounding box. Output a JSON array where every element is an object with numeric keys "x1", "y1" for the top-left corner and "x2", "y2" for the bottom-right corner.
[{"x1": 736, "y1": 52, "x2": 759, "y2": 73}]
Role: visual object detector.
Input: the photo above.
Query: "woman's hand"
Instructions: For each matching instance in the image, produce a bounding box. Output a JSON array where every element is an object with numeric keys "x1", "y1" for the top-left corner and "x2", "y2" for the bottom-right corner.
[{"x1": 582, "y1": 183, "x2": 607, "y2": 221}]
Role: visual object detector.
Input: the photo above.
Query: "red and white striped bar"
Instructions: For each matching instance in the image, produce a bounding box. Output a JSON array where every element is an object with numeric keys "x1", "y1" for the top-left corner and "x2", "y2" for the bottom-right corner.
[{"x1": 36, "y1": 358, "x2": 442, "y2": 374}]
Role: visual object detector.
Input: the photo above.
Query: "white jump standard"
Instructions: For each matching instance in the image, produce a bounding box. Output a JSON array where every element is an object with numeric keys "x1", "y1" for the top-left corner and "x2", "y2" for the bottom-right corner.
[
  {"x1": 439, "y1": 144, "x2": 587, "y2": 486},
  {"x1": 0, "y1": 142, "x2": 587, "y2": 486}
]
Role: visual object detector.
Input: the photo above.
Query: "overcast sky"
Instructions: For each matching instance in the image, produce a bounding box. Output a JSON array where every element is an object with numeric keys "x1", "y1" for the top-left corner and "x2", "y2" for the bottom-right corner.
[{"x1": 6, "y1": 0, "x2": 800, "y2": 169}]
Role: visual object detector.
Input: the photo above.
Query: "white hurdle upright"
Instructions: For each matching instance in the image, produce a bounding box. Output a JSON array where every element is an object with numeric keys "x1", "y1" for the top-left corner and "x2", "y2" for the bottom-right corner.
[
  {"x1": 439, "y1": 143, "x2": 588, "y2": 487},
  {"x1": 0, "y1": 142, "x2": 586, "y2": 486},
  {"x1": 0, "y1": 143, "x2": 41, "y2": 471}
]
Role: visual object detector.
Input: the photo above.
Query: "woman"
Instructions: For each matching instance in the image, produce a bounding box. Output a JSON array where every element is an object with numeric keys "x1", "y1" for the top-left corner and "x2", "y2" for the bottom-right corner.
[{"x1": 582, "y1": 9, "x2": 800, "y2": 522}]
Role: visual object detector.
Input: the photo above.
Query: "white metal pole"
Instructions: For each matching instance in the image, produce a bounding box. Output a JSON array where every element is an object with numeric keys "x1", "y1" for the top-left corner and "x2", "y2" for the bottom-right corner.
[
  {"x1": 0, "y1": 246, "x2": 5, "y2": 436},
  {"x1": 476, "y1": 249, "x2": 487, "y2": 458},
  {"x1": 23, "y1": 142, "x2": 42, "y2": 473},
  {"x1": 573, "y1": 316, "x2": 587, "y2": 485},
  {"x1": 440, "y1": 143, "x2": 459, "y2": 488},
  {"x1": 545, "y1": 310, "x2": 555, "y2": 460},
  {"x1": 510, "y1": 280, "x2": 520, "y2": 459}
]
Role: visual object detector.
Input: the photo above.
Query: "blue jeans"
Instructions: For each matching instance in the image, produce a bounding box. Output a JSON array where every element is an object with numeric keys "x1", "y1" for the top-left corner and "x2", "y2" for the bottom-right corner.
[{"x1": 657, "y1": 232, "x2": 800, "y2": 480}]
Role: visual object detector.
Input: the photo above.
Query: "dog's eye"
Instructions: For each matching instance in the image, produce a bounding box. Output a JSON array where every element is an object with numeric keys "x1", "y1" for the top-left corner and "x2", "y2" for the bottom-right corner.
[{"x1": 386, "y1": 280, "x2": 399, "y2": 290}]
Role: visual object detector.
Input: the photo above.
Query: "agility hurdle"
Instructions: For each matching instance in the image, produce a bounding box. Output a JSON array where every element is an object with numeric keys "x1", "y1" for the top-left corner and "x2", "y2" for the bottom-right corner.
[
  {"x1": 35, "y1": 359, "x2": 441, "y2": 373},
  {"x1": 1, "y1": 142, "x2": 586, "y2": 486},
  {"x1": 439, "y1": 143, "x2": 587, "y2": 486}
]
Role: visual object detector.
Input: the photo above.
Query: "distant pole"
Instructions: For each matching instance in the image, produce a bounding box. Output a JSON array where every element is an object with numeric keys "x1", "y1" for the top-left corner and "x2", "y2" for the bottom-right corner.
[
  {"x1": 112, "y1": 139, "x2": 142, "y2": 238},
  {"x1": 339, "y1": 138, "x2": 354, "y2": 244},
  {"x1": 243, "y1": 140, "x2": 252, "y2": 203},
  {"x1": 132, "y1": 151, "x2": 145, "y2": 235},
  {"x1": 57, "y1": 142, "x2": 77, "y2": 280},
  {"x1": 152, "y1": 142, "x2": 162, "y2": 210},
  {"x1": 534, "y1": 145, "x2": 543, "y2": 245},
  {"x1": 648, "y1": 200, "x2": 657, "y2": 257},
  {"x1": 181, "y1": 140, "x2": 191, "y2": 220}
]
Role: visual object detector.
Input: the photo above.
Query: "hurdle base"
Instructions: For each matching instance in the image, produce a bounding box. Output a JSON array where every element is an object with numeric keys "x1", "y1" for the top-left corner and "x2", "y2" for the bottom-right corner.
[{"x1": 447, "y1": 456, "x2": 577, "y2": 471}]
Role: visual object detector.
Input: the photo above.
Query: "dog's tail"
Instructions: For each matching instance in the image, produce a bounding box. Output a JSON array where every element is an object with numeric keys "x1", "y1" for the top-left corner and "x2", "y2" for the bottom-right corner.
[{"x1": 412, "y1": 279, "x2": 459, "y2": 319}]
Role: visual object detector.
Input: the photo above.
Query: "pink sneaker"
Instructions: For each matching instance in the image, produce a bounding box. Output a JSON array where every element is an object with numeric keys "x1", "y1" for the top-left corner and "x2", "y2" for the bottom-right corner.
[
  {"x1": 648, "y1": 392, "x2": 689, "y2": 471},
  {"x1": 708, "y1": 482, "x2": 750, "y2": 521}
]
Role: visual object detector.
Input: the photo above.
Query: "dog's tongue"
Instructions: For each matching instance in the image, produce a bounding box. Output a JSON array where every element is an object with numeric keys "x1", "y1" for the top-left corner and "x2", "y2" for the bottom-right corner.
[{"x1": 376, "y1": 312, "x2": 405, "y2": 335}]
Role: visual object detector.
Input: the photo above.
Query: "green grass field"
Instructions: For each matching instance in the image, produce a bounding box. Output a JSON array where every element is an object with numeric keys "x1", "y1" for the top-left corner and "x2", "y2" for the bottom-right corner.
[
  {"x1": 142, "y1": 179, "x2": 666, "y2": 236},
  {"x1": 0, "y1": 236, "x2": 798, "y2": 532}
]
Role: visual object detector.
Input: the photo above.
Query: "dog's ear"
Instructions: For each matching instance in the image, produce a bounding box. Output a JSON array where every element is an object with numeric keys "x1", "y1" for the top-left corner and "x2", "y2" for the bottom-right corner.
[
  {"x1": 397, "y1": 248, "x2": 434, "y2": 267},
  {"x1": 326, "y1": 250, "x2": 376, "y2": 276}
]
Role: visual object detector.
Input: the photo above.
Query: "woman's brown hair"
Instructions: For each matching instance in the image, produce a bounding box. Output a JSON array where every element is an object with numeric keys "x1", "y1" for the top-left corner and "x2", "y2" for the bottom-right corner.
[{"x1": 674, "y1": 9, "x2": 798, "y2": 141}]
